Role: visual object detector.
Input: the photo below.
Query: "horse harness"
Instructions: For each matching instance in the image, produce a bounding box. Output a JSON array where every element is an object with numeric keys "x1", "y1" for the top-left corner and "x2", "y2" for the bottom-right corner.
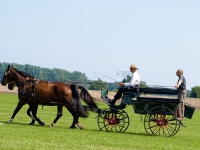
[
  {"x1": 18, "y1": 78, "x2": 39, "y2": 97},
  {"x1": 16, "y1": 78, "x2": 79, "y2": 108}
]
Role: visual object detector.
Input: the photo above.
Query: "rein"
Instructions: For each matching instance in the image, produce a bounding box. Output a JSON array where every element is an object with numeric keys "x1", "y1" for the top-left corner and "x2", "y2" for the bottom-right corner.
[{"x1": 93, "y1": 72, "x2": 119, "y2": 82}]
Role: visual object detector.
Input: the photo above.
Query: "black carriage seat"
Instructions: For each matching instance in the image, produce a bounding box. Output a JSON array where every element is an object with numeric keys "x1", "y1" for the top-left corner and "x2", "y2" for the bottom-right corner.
[
  {"x1": 137, "y1": 87, "x2": 182, "y2": 103},
  {"x1": 121, "y1": 86, "x2": 139, "y2": 105},
  {"x1": 122, "y1": 86, "x2": 183, "y2": 104},
  {"x1": 139, "y1": 87, "x2": 179, "y2": 95}
]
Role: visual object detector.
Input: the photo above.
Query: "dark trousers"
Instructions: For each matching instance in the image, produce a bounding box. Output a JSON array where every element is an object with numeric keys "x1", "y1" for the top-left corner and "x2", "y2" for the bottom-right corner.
[{"x1": 113, "y1": 86, "x2": 138, "y2": 103}]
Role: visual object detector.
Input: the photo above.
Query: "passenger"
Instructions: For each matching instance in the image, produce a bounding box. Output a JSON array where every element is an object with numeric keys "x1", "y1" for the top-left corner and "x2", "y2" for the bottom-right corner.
[
  {"x1": 175, "y1": 69, "x2": 186, "y2": 121},
  {"x1": 108, "y1": 64, "x2": 140, "y2": 108}
]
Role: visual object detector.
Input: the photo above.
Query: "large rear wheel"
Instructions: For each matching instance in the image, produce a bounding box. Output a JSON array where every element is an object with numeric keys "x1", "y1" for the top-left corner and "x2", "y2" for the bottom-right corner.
[
  {"x1": 144, "y1": 106, "x2": 180, "y2": 137},
  {"x1": 97, "y1": 108, "x2": 129, "y2": 132}
]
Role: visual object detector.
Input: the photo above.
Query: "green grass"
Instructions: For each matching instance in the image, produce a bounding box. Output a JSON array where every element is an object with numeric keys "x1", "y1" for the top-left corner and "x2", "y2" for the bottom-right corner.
[{"x1": 0, "y1": 93, "x2": 199, "y2": 150}]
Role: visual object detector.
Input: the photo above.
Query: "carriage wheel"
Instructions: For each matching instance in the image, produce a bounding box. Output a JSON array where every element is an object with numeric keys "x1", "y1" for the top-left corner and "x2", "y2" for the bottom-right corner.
[
  {"x1": 144, "y1": 106, "x2": 180, "y2": 137},
  {"x1": 97, "y1": 108, "x2": 129, "y2": 132}
]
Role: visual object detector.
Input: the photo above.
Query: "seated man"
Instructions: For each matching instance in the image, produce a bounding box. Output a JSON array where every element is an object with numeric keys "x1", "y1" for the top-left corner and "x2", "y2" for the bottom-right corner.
[{"x1": 108, "y1": 64, "x2": 140, "y2": 108}]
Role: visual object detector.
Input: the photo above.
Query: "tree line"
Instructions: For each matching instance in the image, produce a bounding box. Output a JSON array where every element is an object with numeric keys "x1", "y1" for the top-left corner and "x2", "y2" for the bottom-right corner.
[
  {"x1": 0, "y1": 62, "x2": 118, "y2": 90},
  {"x1": 0, "y1": 62, "x2": 88, "y2": 82}
]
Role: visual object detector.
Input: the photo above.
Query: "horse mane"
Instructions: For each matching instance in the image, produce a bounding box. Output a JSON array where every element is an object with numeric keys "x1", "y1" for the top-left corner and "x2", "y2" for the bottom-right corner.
[
  {"x1": 11, "y1": 67, "x2": 51, "y2": 83},
  {"x1": 12, "y1": 67, "x2": 35, "y2": 79},
  {"x1": 20, "y1": 71, "x2": 35, "y2": 78}
]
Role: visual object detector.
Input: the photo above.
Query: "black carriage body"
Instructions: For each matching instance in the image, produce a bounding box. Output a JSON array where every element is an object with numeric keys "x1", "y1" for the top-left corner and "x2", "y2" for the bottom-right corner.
[
  {"x1": 123, "y1": 87, "x2": 180, "y2": 114},
  {"x1": 124, "y1": 87, "x2": 183, "y2": 137},
  {"x1": 99, "y1": 86, "x2": 195, "y2": 137},
  {"x1": 122, "y1": 87, "x2": 194, "y2": 119}
]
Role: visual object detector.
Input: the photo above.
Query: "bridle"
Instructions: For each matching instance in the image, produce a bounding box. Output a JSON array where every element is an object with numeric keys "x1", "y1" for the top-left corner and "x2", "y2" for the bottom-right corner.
[
  {"x1": 2, "y1": 69, "x2": 14, "y2": 85},
  {"x1": 2, "y1": 67, "x2": 37, "y2": 88}
]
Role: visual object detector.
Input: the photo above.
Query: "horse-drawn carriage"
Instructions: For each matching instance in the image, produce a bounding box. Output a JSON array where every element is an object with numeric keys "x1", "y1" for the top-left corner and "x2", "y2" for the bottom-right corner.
[
  {"x1": 1, "y1": 65, "x2": 195, "y2": 137},
  {"x1": 93, "y1": 86, "x2": 195, "y2": 137}
]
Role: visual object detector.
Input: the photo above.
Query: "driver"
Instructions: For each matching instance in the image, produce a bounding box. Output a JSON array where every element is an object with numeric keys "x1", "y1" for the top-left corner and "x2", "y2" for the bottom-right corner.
[{"x1": 108, "y1": 64, "x2": 140, "y2": 108}]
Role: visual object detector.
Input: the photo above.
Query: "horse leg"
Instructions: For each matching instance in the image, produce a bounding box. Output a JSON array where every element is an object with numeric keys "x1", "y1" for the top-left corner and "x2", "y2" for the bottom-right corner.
[
  {"x1": 8, "y1": 101, "x2": 25, "y2": 124},
  {"x1": 49, "y1": 105, "x2": 63, "y2": 128},
  {"x1": 68, "y1": 109, "x2": 83, "y2": 129},
  {"x1": 75, "y1": 115, "x2": 83, "y2": 129},
  {"x1": 27, "y1": 105, "x2": 35, "y2": 125},
  {"x1": 69, "y1": 112, "x2": 76, "y2": 129},
  {"x1": 31, "y1": 105, "x2": 45, "y2": 126}
]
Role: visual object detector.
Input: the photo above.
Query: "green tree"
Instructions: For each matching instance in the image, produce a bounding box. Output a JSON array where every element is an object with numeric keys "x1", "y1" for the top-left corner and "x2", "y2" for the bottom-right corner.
[
  {"x1": 190, "y1": 86, "x2": 200, "y2": 98},
  {"x1": 140, "y1": 81, "x2": 148, "y2": 88},
  {"x1": 89, "y1": 79, "x2": 108, "y2": 90},
  {"x1": 70, "y1": 71, "x2": 88, "y2": 82},
  {"x1": 186, "y1": 90, "x2": 191, "y2": 97},
  {"x1": 0, "y1": 62, "x2": 88, "y2": 83},
  {"x1": 108, "y1": 82, "x2": 119, "y2": 91}
]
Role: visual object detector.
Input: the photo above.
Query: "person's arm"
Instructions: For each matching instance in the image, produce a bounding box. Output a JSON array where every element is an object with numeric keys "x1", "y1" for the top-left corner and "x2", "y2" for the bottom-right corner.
[
  {"x1": 175, "y1": 76, "x2": 183, "y2": 88},
  {"x1": 124, "y1": 73, "x2": 139, "y2": 87},
  {"x1": 175, "y1": 80, "x2": 182, "y2": 88}
]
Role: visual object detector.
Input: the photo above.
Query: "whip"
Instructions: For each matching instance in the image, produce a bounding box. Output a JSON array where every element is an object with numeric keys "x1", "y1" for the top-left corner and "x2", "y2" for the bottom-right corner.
[{"x1": 93, "y1": 72, "x2": 119, "y2": 83}]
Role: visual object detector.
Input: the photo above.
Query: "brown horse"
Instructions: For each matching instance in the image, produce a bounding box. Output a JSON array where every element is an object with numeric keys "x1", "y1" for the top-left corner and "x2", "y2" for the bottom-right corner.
[
  {"x1": 5, "y1": 71, "x2": 45, "y2": 125},
  {"x1": 1, "y1": 65, "x2": 98, "y2": 128}
]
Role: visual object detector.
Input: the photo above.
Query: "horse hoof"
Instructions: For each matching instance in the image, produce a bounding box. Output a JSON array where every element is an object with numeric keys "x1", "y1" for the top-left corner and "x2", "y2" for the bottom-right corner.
[
  {"x1": 41, "y1": 122, "x2": 45, "y2": 126},
  {"x1": 70, "y1": 126, "x2": 76, "y2": 129},
  {"x1": 7, "y1": 119, "x2": 13, "y2": 124},
  {"x1": 29, "y1": 121, "x2": 35, "y2": 125},
  {"x1": 49, "y1": 123, "x2": 55, "y2": 128},
  {"x1": 75, "y1": 123, "x2": 83, "y2": 129}
]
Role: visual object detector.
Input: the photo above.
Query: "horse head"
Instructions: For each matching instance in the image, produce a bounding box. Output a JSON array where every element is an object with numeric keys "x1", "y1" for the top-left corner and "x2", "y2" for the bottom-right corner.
[
  {"x1": 1, "y1": 65, "x2": 13, "y2": 86},
  {"x1": 8, "y1": 82, "x2": 16, "y2": 90},
  {"x1": 1, "y1": 65, "x2": 29, "y2": 87}
]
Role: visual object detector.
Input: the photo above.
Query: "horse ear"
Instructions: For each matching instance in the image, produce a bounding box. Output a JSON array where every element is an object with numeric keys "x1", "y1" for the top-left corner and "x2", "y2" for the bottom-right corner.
[{"x1": 7, "y1": 65, "x2": 12, "y2": 70}]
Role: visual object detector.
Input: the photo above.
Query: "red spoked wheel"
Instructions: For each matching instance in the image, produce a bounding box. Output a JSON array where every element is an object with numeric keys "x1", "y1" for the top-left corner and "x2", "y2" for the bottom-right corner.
[
  {"x1": 97, "y1": 108, "x2": 129, "y2": 132},
  {"x1": 144, "y1": 106, "x2": 180, "y2": 137}
]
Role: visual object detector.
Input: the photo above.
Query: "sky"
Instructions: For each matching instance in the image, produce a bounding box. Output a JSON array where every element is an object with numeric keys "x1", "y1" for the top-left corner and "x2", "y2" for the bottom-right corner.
[{"x1": 0, "y1": 0, "x2": 200, "y2": 90}]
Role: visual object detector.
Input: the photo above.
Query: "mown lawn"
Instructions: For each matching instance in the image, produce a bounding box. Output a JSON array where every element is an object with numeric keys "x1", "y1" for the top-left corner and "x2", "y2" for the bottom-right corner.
[{"x1": 0, "y1": 93, "x2": 199, "y2": 150}]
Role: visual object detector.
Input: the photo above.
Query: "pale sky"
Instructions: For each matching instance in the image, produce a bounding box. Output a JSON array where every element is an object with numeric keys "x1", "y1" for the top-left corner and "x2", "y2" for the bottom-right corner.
[{"x1": 0, "y1": 0, "x2": 200, "y2": 90}]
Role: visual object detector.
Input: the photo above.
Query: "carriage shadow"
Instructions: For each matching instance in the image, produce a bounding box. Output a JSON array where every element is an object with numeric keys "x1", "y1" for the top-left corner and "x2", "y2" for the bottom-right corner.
[{"x1": 82, "y1": 128, "x2": 150, "y2": 137}]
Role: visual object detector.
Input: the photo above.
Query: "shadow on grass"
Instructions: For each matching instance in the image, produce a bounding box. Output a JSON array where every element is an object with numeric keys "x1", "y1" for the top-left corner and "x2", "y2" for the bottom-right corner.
[
  {"x1": 122, "y1": 131, "x2": 150, "y2": 136},
  {"x1": 0, "y1": 121, "x2": 150, "y2": 137},
  {"x1": 81, "y1": 128, "x2": 150, "y2": 137},
  {"x1": 1, "y1": 121, "x2": 45, "y2": 127}
]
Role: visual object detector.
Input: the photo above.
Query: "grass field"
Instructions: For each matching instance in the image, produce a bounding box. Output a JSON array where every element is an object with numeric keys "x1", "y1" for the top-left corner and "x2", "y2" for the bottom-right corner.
[{"x1": 0, "y1": 93, "x2": 199, "y2": 150}]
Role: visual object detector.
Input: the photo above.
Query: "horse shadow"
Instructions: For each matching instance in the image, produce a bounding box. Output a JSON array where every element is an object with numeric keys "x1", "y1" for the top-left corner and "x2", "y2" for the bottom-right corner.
[
  {"x1": 0, "y1": 120, "x2": 150, "y2": 137},
  {"x1": 0, "y1": 121, "x2": 45, "y2": 127}
]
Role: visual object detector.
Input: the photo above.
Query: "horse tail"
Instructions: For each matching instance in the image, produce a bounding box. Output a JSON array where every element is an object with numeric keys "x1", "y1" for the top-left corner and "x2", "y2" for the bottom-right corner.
[
  {"x1": 78, "y1": 86, "x2": 98, "y2": 109},
  {"x1": 70, "y1": 84, "x2": 88, "y2": 118}
]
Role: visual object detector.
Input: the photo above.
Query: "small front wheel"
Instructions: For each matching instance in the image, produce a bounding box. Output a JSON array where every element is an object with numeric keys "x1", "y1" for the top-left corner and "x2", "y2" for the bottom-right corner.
[{"x1": 97, "y1": 108, "x2": 129, "y2": 132}]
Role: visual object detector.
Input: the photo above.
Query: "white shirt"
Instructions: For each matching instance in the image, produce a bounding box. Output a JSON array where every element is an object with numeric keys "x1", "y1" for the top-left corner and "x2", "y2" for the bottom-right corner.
[{"x1": 124, "y1": 72, "x2": 140, "y2": 87}]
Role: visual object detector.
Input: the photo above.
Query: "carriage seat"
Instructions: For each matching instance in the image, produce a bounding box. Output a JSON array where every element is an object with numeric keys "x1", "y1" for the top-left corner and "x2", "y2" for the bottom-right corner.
[{"x1": 121, "y1": 87, "x2": 139, "y2": 105}]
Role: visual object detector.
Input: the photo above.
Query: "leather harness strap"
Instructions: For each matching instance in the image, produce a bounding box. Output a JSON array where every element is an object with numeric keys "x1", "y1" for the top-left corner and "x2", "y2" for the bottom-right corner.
[{"x1": 18, "y1": 78, "x2": 39, "y2": 97}]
